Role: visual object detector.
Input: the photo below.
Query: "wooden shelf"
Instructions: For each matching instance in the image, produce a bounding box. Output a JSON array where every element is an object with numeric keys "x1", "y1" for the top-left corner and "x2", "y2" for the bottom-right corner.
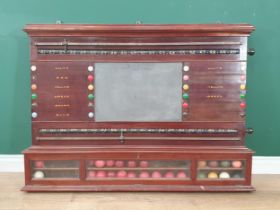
[
  {"x1": 86, "y1": 178, "x2": 191, "y2": 180},
  {"x1": 87, "y1": 167, "x2": 189, "y2": 171},
  {"x1": 197, "y1": 178, "x2": 244, "y2": 181},
  {"x1": 33, "y1": 167, "x2": 79, "y2": 171},
  {"x1": 197, "y1": 167, "x2": 244, "y2": 171},
  {"x1": 32, "y1": 178, "x2": 80, "y2": 180}
]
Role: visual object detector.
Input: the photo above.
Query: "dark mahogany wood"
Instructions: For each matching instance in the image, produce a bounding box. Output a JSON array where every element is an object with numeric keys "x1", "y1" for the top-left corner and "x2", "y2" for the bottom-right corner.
[{"x1": 22, "y1": 24, "x2": 255, "y2": 192}]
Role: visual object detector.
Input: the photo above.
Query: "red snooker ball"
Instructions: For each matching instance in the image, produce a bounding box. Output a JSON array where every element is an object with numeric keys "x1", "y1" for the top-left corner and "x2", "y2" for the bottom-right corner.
[
  {"x1": 139, "y1": 171, "x2": 150, "y2": 178},
  {"x1": 139, "y1": 161, "x2": 149, "y2": 168},
  {"x1": 151, "y1": 171, "x2": 162, "y2": 178},
  {"x1": 127, "y1": 171, "x2": 137, "y2": 178},
  {"x1": 117, "y1": 170, "x2": 127, "y2": 178},
  {"x1": 34, "y1": 161, "x2": 44, "y2": 168},
  {"x1": 96, "y1": 171, "x2": 106, "y2": 178},
  {"x1": 95, "y1": 160, "x2": 105, "y2": 168},
  {"x1": 107, "y1": 171, "x2": 116, "y2": 178},
  {"x1": 176, "y1": 171, "x2": 187, "y2": 178},
  {"x1": 87, "y1": 171, "x2": 96, "y2": 178},
  {"x1": 164, "y1": 171, "x2": 175, "y2": 178},
  {"x1": 127, "y1": 160, "x2": 137, "y2": 168},
  {"x1": 115, "y1": 160, "x2": 125, "y2": 168},
  {"x1": 106, "y1": 160, "x2": 115, "y2": 167}
]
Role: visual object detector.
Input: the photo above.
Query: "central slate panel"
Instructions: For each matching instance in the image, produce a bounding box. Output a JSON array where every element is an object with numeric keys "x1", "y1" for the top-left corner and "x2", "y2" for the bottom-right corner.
[{"x1": 95, "y1": 62, "x2": 182, "y2": 122}]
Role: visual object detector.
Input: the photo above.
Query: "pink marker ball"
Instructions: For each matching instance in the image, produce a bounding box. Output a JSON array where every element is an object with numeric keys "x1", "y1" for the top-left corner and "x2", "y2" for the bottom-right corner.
[
  {"x1": 34, "y1": 161, "x2": 44, "y2": 168},
  {"x1": 139, "y1": 171, "x2": 150, "y2": 178},
  {"x1": 232, "y1": 160, "x2": 243, "y2": 168},
  {"x1": 151, "y1": 171, "x2": 162, "y2": 179},
  {"x1": 117, "y1": 170, "x2": 127, "y2": 178},
  {"x1": 127, "y1": 160, "x2": 137, "y2": 168},
  {"x1": 87, "y1": 171, "x2": 96, "y2": 178},
  {"x1": 107, "y1": 171, "x2": 116, "y2": 178},
  {"x1": 140, "y1": 161, "x2": 149, "y2": 168},
  {"x1": 240, "y1": 75, "x2": 246, "y2": 81},
  {"x1": 115, "y1": 160, "x2": 125, "y2": 168},
  {"x1": 176, "y1": 171, "x2": 187, "y2": 178},
  {"x1": 164, "y1": 171, "x2": 175, "y2": 178},
  {"x1": 96, "y1": 171, "x2": 106, "y2": 178},
  {"x1": 127, "y1": 171, "x2": 137, "y2": 178},
  {"x1": 183, "y1": 75, "x2": 189, "y2": 81},
  {"x1": 95, "y1": 160, "x2": 105, "y2": 168},
  {"x1": 106, "y1": 160, "x2": 115, "y2": 167}
]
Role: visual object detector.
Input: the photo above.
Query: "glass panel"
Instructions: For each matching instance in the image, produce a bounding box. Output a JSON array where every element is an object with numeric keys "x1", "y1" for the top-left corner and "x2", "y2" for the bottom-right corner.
[
  {"x1": 86, "y1": 160, "x2": 190, "y2": 180},
  {"x1": 31, "y1": 160, "x2": 79, "y2": 179},
  {"x1": 197, "y1": 160, "x2": 245, "y2": 180},
  {"x1": 95, "y1": 62, "x2": 182, "y2": 122}
]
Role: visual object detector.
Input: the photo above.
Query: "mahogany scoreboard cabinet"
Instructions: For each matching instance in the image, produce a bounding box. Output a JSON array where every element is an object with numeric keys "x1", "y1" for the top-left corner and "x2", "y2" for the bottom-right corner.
[{"x1": 22, "y1": 24, "x2": 255, "y2": 192}]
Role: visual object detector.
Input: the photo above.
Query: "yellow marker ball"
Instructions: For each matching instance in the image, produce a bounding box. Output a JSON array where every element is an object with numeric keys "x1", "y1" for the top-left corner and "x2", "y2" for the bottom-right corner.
[
  {"x1": 183, "y1": 84, "x2": 189, "y2": 91},
  {"x1": 88, "y1": 84, "x2": 94, "y2": 91},
  {"x1": 240, "y1": 84, "x2": 246, "y2": 90},
  {"x1": 31, "y1": 84, "x2": 37, "y2": 90}
]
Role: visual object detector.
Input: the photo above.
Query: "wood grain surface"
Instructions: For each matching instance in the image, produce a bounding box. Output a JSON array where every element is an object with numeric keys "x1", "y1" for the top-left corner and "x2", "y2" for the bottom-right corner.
[{"x1": 0, "y1": 173, "x2": 279, "y2": 210}]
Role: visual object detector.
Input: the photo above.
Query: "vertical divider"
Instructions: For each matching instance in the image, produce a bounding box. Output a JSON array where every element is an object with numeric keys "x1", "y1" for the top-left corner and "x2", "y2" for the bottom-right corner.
[
  {"x1": 80, "y1": 159, "x2": 86, "y2": 181},
  {"x1": 191, "y1": 158, "x2": 197, "y2": 182}
]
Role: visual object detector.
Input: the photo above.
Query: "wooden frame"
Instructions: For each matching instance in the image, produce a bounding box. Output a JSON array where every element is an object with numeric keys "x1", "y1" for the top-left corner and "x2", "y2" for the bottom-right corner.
[{"x1": 22, "y1": 24, "x2": 255, "y2": 192}]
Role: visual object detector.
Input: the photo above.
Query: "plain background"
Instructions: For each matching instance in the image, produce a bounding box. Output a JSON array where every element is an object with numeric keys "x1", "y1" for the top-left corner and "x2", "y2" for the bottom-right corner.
[{"x1": 0, "y1": 0, "x2": 279, "y2": 155}]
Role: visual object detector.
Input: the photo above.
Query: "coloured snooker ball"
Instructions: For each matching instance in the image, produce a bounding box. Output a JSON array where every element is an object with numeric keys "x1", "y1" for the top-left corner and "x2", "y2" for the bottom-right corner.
[
  {"x1": 198, "y1": 161, "x2": 207, "y2": 168},
  {"x1": 208, "y1": 161, "x2": 219, "y2": 168},
  {"x1": 33, "y1": 171, "x2": 45, "y2": 179},
  {"x1": 207, "y1": 172, "x2": 218, "y2": 179},
  {"x1": 232, "y1": 161, "x2": 243, "y2": 168},
  {"x1": 220, "y1": 161, "x2": 231, "y2": 168},
  {"x1": 197, "y1": 172, "x2": 206, "y2": 179},
  {"x1": 219, "y1": 172, "x2": 231, "y2": 179}
]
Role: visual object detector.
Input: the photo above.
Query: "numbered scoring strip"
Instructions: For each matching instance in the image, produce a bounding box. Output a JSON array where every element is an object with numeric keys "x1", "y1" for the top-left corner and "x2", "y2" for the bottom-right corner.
[
  {"x1": 39, "y1": 128, "x2": 238, "y2": 134},
  {"x1": 37, "y1": 49, "x2": 240, "y2": 55}
]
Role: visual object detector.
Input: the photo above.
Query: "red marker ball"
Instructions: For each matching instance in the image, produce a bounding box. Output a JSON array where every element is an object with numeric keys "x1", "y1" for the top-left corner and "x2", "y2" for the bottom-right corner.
[
  {"x1": 87, "y1": 75, "x2": 94, "y2": 82},
  {"x1": 127, "y1": 171, "x2": 137, "y2": 178},
  {"x1": 151, "y1": 171, "x2": 162, "y2": 178},
  {"x1": 139, "y1": 171, "x2": 150, "y2": 178},
  {"x1": 176, "y1": 171, "x2": 187, "y2": 178},
  {"x1": 240, "y1": 102, "x2": 246, "y2": 108},
  {"x1": 140, "y1": 161, "x2": 149, "y2": 168},
  {"x1": 115, "y1": 160, "x2": 125, "y2": 168},
  {"x1": 164, "y1": 171, "x2": 175, "y2": 178},
  {"x1": 87, "y1": 171, "x2": 96, "y2": 178},
  {"x1": 127, "y1": 160, "x2": 137, "y2": 168},
  {"x1": 107, "y1": 171, "x2": 116, "y2": 178},
  {"x1": 96, "y1": 171, "x2": 106, "y2": 178},
  {"x1": 106, "y1": 160, "x2": 115, "y2": 167},
  {"x1": 182, "y1": 102, "x2": 189, "y2": 109},
  {"x1": 34, "y1": 161, "x2": 44, "y2": 168},
  {"x1": 117, "y1": 170, "x2": 127, "y2": 178},
  {"x1": 95, "y1": 160, "x2": 105, "y2": 168}
]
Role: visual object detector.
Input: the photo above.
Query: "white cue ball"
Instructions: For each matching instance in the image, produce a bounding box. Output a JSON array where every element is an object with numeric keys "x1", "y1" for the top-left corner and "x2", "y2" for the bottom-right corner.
[
  {"x1": 33, "y1": 171, "x2": 45, "y2": 179},
  {"x1": 219, "y1": 172, "x2": 230, "y2": 179}
]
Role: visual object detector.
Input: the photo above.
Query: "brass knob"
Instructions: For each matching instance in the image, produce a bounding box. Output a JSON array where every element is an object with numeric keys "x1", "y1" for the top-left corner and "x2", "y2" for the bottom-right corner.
[
  {"x1": 246, "y1": 128, "x2": 254, "y2": 134},
  {"x1": 248, "y1": 48, "x2": 255, "y2": 56}
]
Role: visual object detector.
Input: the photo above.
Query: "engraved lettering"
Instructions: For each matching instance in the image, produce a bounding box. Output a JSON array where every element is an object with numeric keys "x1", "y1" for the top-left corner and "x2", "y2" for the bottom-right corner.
[
  {"x1": 208, "y1": 85, "x2": 224, "y2": 89},
  {"x1": 54, "y1": 85, "x2": 70, "y2": 89},
  {"x1": 54, "y1": 95, "x2": 70, "y2": 99},
  {"x1": 206, "y1": 95, "x2": 223, "y2": 99}
]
